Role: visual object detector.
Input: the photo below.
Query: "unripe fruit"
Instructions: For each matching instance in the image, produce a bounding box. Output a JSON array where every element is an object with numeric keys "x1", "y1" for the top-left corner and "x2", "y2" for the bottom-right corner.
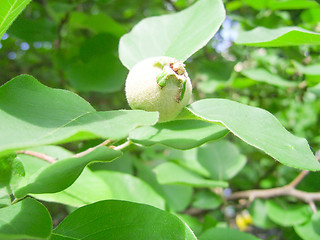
[{"x1": 125, "y1": 56, "x2": 192, "y2": 122}]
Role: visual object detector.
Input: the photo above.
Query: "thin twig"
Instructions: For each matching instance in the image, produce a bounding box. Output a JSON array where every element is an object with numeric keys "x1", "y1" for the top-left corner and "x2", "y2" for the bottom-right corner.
[
  {"x1": 73, "y1": 139, "x2": 130, "y2": 158},
  {"x1": 73, "y1": 139, "x2": 112, "y2": 158},
  {"x1": 16, "y1": 138, "x2": 130, "y2": 164},
  {"x1": 287, "y1": 170, "x2": 309, "y2": 188},
  {"x1": 227, "y1": 170, "x2": 320, "y2": 204},
  {"x1": 228, "y1": 152, "x2": 320, "y2": 204},
  {"x1": 309, "y1": 201, "x2": 317, "y2": 213},
  {"x1": 17, "y1": 150, "x2": 57, "y2": 163},
  {"x1": 227, "y1": 186, "x2": 320, "y2": 203},
  {"x1": 112, "y1": 140, "x2": 131, "y2": 151}
]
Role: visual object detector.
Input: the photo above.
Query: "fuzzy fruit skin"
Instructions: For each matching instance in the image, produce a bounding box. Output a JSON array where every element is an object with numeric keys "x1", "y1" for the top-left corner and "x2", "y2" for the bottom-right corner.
[{"x1": 125, "y1": 56, "x2": 192, "y2": 122}]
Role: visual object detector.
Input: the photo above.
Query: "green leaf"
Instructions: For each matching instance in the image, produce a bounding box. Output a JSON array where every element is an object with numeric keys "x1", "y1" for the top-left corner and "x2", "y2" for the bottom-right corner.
[
  {"x1": 0, "y1": 198, "x2": 52, "y2": 239},
  {"x1": 267, "y1": 200, "x2": 312, "y2": 227},
  {"x1": 241, "y1": 68, "x2": 298, "y2": 87},
  {"x1": 51, "y1": 200, "x2": 197, "y2": 240},
  {"x1": 243, "y1": 0, "x2": 319, "y2": 10},
  {"x1": 198, "y1": 60, "x2": 236, "y2": 93},
  {"x1": 0, "y1": 155, "x2": 24, "y2": 207},
  {"x1": 161, "y1": 185, "x2": 193, "y2": 212},
  {"x1": 17, "y1": 146, "x2": 163, "y2": 209},
  {"x1": 64, "y1": 33, "x2": 128, "y2": 93},
  {"x1": 197, "y1": 141, "x2": 247, "y2": 180},
  {"x1": 31, "y1": 168, "x2": 111, "y2": 207},
  {"x1": 134, "y1": 161, "x2": 193, "y2": 212},
  {"x1": 236, "y1": 27, "x2": 320, "y2": 47},
  {"x1": 14, "y1": 146, "x2": 121, "y2": 198},
  {"x1": 154, "y1": 162, "x2": 228, "y2": 188},
  {"x1": 119, "y1": 0, "x2": 225, "y2": 69},
  {"x1": 8, "y1": 17, "x2": 57, "y2": 42},
  {"x1": 69, "y1": 12, "x2": 126, "y2": 37},
  {"x1": 241, "y1": 0, "x2": 268, "y2": 9},
  {"x1": 0, "y1": 0, "x2": 32, "y2": 39},
  {"x1": 0, "y1": 154, "x2": 24, "y2": 187},
  {"x1": 129, "y1": 119, "x2": 228, "y2": 150},
  {"x1": 170, "y1": 140, "x2": 246, "y2": 181},
  {"x1": 269, "y1": 0, "x2": 319, "y2": 10},
  {"x1": 294, "y1": 62, "x2": 320, "y2": 76},
  {"x1": 16, "y1": 146, "x2": 72, "y2": 188},
  {"x1": 32, "y1": 169, "x2": 165, "y2": 209},
  {"x1": 301, "y1": 8, "x2": 320, "y2": 24},
  {"x1": 168, "y1": 148, "x2": 210, "y2": 177},
  {"x1": 94, "y1": 170, "x2": 165, "y2": 209},
  {"x1": 175, "y1": 214, "x2": 203, "y2": 236},
  {"x1": 0, "y1": 192, "x2": 11, "y2": 208},
  {"x1": 193, "y1": 190, "x2": 222, "y2": 210},
  {"x1": 249, "y1": 199, "x2": 276, "y2": 229},
  {"x1": 294, "y1": 211, "x2": 320, "y2": 240},
  {"x1": 0, "y1": 75, "x2": 158, "y2": 156},
  {"x1": 188, "y1": 99, "x2": 320, "y2": 171},
  {"x1": 90, "y1": 152, "x2": 134, "y2": 174},
  {"x1": 199, "y1": 227, "x2": 261, "y2": 240},
  {"x1": 309, "y1": 83, "x2": 320, "y2": 96}
]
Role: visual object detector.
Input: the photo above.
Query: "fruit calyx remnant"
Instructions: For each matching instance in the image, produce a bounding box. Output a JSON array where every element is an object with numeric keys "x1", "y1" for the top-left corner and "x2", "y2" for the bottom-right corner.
[{"x1": 155, "y1": 59, "x2": 188, "y2": 103}]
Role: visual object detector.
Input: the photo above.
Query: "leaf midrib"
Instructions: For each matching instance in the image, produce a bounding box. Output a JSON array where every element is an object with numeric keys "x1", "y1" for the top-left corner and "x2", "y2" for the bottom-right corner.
[{"x1": 0, "y1": 0, "x2": 18, "y2": 35}]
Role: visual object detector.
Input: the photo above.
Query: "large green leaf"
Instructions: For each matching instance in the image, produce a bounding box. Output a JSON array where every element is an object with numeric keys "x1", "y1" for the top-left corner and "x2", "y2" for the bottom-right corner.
[
  {"x1": 175, "y1": 214, "x2": 203, "y2": 237},
  {"x1": 0, "y1": 75, "x2": 158, "y2": 156},
  {"x1": 94, "y1": 170, "x2": 165, "y2": 209},
  {"x1": 294, "y1": 62, "x2": 320, "y2": 76},
  {"x1": 168, "y1": 141, "x2": 246, "y2": 180},
  {"x1": 64, "y1": 33, "x2": 127, "y2": 93},
  {"x1": 32, "y1": 169, "x2": 165, "y2": 209},
  {"x1": 0, "y1": 198, "x2": 52, "y2": 239},
  {"x1": 301, "y1": 8, "x2": 320, "y2": 24},
  {"x1": 119, "y1": 0, "x2": 225, "y2": 69},
  {"x1": 51, "y1": 200, "x2": 197, "y2": 240},
  {"x1": 31, "y1": 168, "x2": 112, "y2": 207},
  {"x1": 266, "y1": 200, "x2": 312, "y2": 227},
  {"x1": 197, "y1": 141, "x2": 247, "y2": 180},
  {"x1": 241, "y1": 68, "x2": 298, "y2": 87},
  {"x1": 0, "y1": 0, "x2": 32, "y2": 39},
  {"x1": 154, "y1": 162, "x2": 228, "y2": 188},
  {"x1": 197, "y1": 60, "x2": 236, "y2": 93},
  {"x1": 199, "y1": 227, "x2": 260, "y2": 240},
  {"x1": 249, "y1": 199, "x2": 276, "y2": 229},
  {"x1": 8, "y1": 17, "x2": 57, "y2": 42},
  {"x1": 69, "y1": 12, "x2": 126, "y2": 37},
  {"x1": 309, "y1": 83, "x2": 320, "y2": 96},
  {"x1": 294, "y1": 211, "x2": 320, "y2": 240},
  {"x1": 16, "y1": 146, "x2": 164, "y2": 209},
  {"x1": 134, "y1": 160, "x2": 193, "y2": 212},
  {"x1": 187, "y1": 99, "x2": 320, "y2": 170},
  {"x1": 168, "y1": 148, "x2": 210, "y2": 177},
  {"x1": 14, "y1": 146, "x2": 121, "y2": 198},
  {"x1": 192, "y1": 190, "x2": 222, "y2": 210},
  {"x1": 236, "y1": 27, "x2": 320, "y2": 47},
  {"x1": 17, "y1": 146, "x2": 109, "y2": 206},
  {"x1": 129, "y1": 120, "x2": 228, "y2": 150}
]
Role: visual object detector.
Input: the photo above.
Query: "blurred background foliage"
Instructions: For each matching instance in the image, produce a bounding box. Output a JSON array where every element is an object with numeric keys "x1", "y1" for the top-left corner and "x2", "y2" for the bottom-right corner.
[{"x1": 1, "y1": 0, "x2": 320, "y2": 239}]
